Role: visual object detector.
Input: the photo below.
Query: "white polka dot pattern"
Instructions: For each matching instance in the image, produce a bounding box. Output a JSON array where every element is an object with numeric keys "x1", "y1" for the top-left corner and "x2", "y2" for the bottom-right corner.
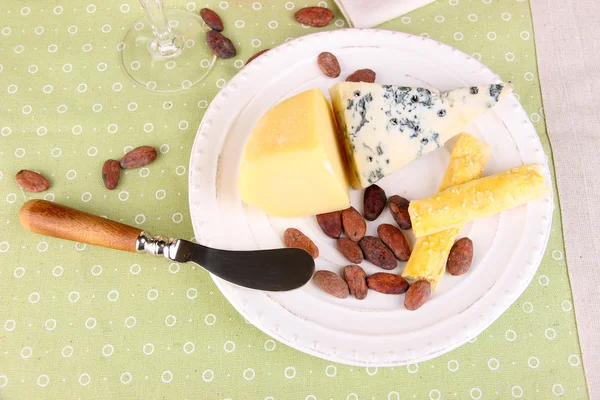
[{"x1": 0, "y1": 0, "x2": 587, "y2": 399}]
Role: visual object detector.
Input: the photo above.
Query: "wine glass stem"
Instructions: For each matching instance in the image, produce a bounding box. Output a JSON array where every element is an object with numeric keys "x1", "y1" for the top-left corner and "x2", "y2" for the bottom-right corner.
[{"x1": 139, "y1": 0, "x2": 183, "y2": 57}]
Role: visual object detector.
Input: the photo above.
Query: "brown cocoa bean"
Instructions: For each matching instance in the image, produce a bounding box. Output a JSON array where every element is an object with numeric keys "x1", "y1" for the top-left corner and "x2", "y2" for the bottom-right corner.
[
  {"x1": 246, "y1": 48, "x2": 270, "y2": 65},
  {"x1": 337, "y1": 237, "x2": 363, "y2": 264},
  {"x1": 283, "y1": 228, "x2": 319, "y2": 259},
  {"x1": 294, "y1": 7, "x2": 334, "y2": 27},
  {"x1": 377, "y1": 224, "x2": 411, "y2": 261},
  {"x1": 346, "y1": 68, "x2": 376, "y2": 83},
  {"x1": 359, "y1": 236, "x2": 397, "y2": 270},
  {"x1": 312, "y1": 270, "x2": 349, "y2": 298},
  {"x1": 363, "y1": 184, "x2": 386, "y2": 221},
  {"x1": 102, "y1": 160, "x2": 121, "y2": 190},
  {"x1": 206, "y1": 30, "x2": 236, "y2": 59},
  {"x1": 200, "y1": 8, "x2": 224, "y2": 32},
  {"x1": 317, "y1": 52, "x2": 340, "y2": 78},
  {"x1": 388, "y1": 195, "x2": 412, "y2": 230},
  {"x1": 366, "y1": 273, "x2": 409, "y2": 294},
  {"x1": 341, "y1": 206, "x2": 366, "y2": 242},
  {"x1": 14, "y1": 170, "x2": 50, "y2": 193},
  {"x1": 120, "y1": 146, "x2": 157, "y2": 169},
  {"x1": 343, "y1": 265, "x2": 368, "y2": 300},
  {"x1": 447, "y1": 237, "x2": 473, "y2": 276},
  {"x1": 316, "y1": 211, "x2": 342, "y2": 238},
  {"x1": 404, "y1": 280, "x2": 431, "y2": 311}
]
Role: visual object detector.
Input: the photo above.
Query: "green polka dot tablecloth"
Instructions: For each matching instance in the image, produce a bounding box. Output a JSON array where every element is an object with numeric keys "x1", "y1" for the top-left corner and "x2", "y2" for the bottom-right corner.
[{"x1": 0, "y1": 0, "x2": 590, "y2": 399}]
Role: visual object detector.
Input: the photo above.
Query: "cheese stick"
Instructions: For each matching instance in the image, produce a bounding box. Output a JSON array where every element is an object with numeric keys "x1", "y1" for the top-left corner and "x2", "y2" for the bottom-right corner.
[
  {"x1": 402, "y1": 133, "x2": 491, "y2": 290},
  {"x1": 409, "y1": 163, "x2": 550, "y2": 238}
]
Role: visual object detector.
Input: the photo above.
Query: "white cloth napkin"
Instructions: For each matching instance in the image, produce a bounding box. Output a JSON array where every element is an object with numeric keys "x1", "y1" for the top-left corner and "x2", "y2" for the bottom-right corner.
[{"x1": 334, "y1": 0, "x2": 435, "y2": 28}]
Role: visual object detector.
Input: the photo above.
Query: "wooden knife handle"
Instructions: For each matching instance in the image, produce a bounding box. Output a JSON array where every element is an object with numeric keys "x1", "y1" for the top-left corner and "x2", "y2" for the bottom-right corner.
[{"x1": 19, "y1": 200, "x2": 142, "y2": 252}]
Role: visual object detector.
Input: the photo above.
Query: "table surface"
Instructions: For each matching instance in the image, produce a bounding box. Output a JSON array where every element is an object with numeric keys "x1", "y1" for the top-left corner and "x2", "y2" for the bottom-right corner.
[
  {"x1": 530, "y1": 0, "x2": 600, "y2": 398},
  {"x1": 0, "y1": 0, "x2": 590, "y2": 399}
]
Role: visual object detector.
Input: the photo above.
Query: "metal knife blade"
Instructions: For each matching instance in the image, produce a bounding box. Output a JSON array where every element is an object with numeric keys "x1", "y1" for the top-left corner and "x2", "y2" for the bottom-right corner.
[{"x1": 149, "y1": 237, "x2": 316, "y2": 291}]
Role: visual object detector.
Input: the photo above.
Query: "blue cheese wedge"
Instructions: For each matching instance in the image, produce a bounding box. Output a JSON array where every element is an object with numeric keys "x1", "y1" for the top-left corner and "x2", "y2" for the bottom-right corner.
[{"x1": 329, "y1": 82, "x2": 513, "y2": 188}]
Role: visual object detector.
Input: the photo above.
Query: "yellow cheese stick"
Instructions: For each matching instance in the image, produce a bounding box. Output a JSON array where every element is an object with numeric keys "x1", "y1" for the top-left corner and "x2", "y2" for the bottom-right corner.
[
  {"x1": 409, "y1": 163, "x2": 550, "y2": 238},
  {"x1": 402, "y1": 133, "x2": 491, "y2": 290}
]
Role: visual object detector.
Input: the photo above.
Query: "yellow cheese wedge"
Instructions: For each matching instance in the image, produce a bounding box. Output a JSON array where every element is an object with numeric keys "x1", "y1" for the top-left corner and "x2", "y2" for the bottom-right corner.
[
  {"x1": 409, "y1": 163, "x2": 550, "y2": 238},
  {"x1": 237, "y1": 88, "x2": 350, "y2": 218},
  {"x1": 402, "y1": 133, "x2": 491, "y2": 290}
]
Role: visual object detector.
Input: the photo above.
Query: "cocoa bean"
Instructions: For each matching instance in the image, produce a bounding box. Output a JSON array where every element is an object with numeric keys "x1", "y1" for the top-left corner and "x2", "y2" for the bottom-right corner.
[
  {"x1": 313, "y1": 270, "x2": 349, "y2": 298},
  {"x1": 317, "y1": 52, "x2": 341, "y2": 78},
  {"x1": 206, "y1": 30, "x2": 236, "y2": 59},
  {"x1": 342, "y1": 206, "x2": 366, "y2": 242},
  {"x1": 337, "y1": 237, "x2": 363, "y2": 264},
  {"x1": 388, "y1": 195, "x2": 412, "y2": 230},
  {"x1": 283, "y1": 228, "x2": 319, "y2": 259},
  {"x1": 102, "y1": 160, "x2": 121, "y2": 190},
  {"x1": 359, "y1": 236, "x2": 397, "y2": 270},
  {"x1": 294, "y1": 7, "x2": 334, "y2": 27},
  {"x1": 346, "y1": 69, "x2": 376, "y2": 83},
  {"x1": 363, "y1": 184, "x2": 386, "y2": 221},
  {"x1": 404, "y1": 280, "x2": 431, "y2": 311},
  {"x1": 377, "y1": 224, "x2": 411, "y2": 261},
  {"x1": 246, "y1": 49, "x2": 270, "y2": 65},
  {"x1": 367, "y1": 273, "x2": 409, "y2": 294},
  {"x1": 120, "y1": 146, "x2": 157, "y2": 169},
  {"x1": 447, "y1": 237, "x2": 473, "y2": 276},
  {"x1": 343, "y1": 265, "x2": 368, "y2": 300},
  {"x1": 316, "y1": 211, "x2": 342, "y2": 238},
  {"x1": 15, "y1": 170, "x2": 50, "y2": 193},
  {"x1": 200, "y1": 8, "x2": 224, "y2": 32}
]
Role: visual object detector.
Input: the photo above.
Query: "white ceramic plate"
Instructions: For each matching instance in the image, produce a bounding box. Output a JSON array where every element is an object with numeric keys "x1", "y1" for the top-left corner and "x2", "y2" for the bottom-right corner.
[{"x1": 188, "y1": 29, "x2": 554, "y2": 366}]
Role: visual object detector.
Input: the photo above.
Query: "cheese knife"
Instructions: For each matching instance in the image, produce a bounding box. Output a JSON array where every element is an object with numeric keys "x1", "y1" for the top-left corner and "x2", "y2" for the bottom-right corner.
[{"x1": 19, "y1": 200, "x2": 315, "y2": 291}]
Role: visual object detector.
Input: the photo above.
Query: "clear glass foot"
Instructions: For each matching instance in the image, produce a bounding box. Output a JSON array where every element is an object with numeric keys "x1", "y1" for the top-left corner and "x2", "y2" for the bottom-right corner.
[{"x1": 121, "y1": 9, "x2": 216, "y2": 93}]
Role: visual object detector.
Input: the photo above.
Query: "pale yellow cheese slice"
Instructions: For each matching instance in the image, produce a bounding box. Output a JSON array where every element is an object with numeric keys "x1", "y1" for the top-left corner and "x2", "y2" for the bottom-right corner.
[
  {"x1": 402, "y1": 133, "x2": 491, "y2": 290},
  {"x1": 237, "y1": 88, "x2": 350, "y2": 218},
  {"x1": 409, "y1": 163, "x2": 550, "y2": 238}
]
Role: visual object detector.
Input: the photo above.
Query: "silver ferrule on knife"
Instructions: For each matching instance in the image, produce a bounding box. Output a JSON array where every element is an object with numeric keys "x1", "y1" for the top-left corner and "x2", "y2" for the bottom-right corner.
[{"x1": 135, "y1": 231, "x2": 178, "y2": 259}]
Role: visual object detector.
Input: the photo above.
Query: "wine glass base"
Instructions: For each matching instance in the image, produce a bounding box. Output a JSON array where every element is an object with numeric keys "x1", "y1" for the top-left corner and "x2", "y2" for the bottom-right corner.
[{"x1": 121, "y1": 9, "x2": 217, "y2": 93}]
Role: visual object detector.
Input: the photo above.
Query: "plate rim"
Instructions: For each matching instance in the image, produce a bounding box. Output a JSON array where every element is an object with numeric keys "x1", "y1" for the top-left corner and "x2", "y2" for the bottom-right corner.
[{"x1": 188, "y1": 28, "x2": 554, "y2": 366}]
